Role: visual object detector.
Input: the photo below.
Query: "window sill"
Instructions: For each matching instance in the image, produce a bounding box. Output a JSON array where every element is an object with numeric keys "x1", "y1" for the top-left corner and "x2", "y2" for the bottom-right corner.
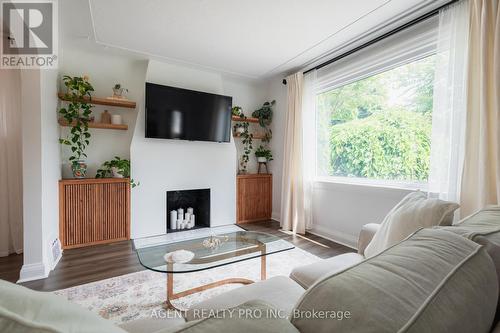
[{"x1": 314, "y1": 176, "x2": 428, "y2": 192}]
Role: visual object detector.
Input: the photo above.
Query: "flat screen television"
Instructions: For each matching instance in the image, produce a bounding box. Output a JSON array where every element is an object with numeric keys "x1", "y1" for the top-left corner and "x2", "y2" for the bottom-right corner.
[{"x1": 145, "y1": 82, "x2": 232, "y2": 142}]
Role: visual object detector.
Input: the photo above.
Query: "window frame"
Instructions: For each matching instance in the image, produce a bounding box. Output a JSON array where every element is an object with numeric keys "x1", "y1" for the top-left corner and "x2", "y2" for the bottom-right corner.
[{"x1": 310, "y1": 18, "x2": 439, "y2": 189}]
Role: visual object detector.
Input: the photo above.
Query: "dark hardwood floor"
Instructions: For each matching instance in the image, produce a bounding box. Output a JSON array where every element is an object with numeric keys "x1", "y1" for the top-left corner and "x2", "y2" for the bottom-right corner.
[{"x1": 0, "y1": 220, "x2": 354, "y2": 291}]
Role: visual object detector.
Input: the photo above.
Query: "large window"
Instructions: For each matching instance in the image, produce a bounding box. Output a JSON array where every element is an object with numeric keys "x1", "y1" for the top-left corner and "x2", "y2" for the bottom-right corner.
[{"x1": 316, "y1": 55, "x2": 436, "y2": 184}]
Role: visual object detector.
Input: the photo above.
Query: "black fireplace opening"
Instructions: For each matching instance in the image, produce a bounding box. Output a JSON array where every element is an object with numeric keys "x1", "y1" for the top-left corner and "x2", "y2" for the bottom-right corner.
[{"x1": 167, "y1": 188, "x2": 210, "y2": 233}]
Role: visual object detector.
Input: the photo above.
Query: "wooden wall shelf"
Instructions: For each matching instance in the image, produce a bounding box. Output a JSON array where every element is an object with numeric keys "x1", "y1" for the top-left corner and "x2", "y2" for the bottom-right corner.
[
  {"x1": 234, "y1": 132, "x2": 265, "y2": 140},
  {"x1": 58, "y1": 119, "x2": 128, "y2": 131},
  {"x1": 58, "y1": 93, "x2": 136, "y2": 109},
  {"x1": 232, "y1": 116, "x2": 260, "y2": 123}
]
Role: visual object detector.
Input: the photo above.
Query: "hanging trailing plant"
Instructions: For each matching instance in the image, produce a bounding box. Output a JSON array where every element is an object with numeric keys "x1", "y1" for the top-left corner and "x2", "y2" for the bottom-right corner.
[
  {"x1": 252, "y1": 100, "x2": 275, "y2": 143},
  {"x1": 58, "y1": 75, "x2": 94, "y2": 178},
  {"x1": 239, "y1": 119, "x2": 253, "y2": 174},
  {"x1": 232, "y1": 106, "x2": 253, "y2": 174}
]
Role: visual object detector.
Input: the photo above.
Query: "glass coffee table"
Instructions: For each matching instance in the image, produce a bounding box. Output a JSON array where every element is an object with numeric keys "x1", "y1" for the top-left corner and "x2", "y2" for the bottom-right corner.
[{"x1": 134, "y1": 230, "x2": 294, "y2": 309}]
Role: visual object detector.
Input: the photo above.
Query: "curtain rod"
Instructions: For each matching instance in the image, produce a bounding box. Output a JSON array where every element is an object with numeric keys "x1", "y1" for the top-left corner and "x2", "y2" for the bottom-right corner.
[{"x1": 282, "y1": 0, "x2": 458, "y2": 85}]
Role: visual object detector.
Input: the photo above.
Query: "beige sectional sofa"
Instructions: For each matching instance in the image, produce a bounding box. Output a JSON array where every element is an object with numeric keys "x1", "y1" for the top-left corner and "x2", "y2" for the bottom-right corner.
[{"x1": 1, "y1": 209, "x2": 500, "y2": 333}]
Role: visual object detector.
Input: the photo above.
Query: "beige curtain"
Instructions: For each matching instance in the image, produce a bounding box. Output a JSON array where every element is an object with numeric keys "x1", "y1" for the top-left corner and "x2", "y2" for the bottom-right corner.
[
  {"x1": 0, "y1": 68, "x2": 23, "y2": 256},
  {"x1": 461, "y1": 0, "x2": 500, "y2": 217},
  {"x1": 281, "y1": 72, "x2": 306, "y2": 234}
]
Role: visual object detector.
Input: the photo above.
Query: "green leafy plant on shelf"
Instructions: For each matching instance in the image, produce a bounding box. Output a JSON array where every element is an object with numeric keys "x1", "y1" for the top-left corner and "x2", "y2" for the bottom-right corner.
[
  {"x1": 96, "y1": 156, "x2": 140, "y2": 188},
  {"x1": 252, "y1": 100, "x2": 275, "y2": 143},
  {"x1": 232, "y1": 106, "x2": 243, "y2": 117},
  {"x1": 58, "y1": 75, "x2": 94, "y2": 178},
  {"x1": 232, "y1": 106, "x2": 253, "y2": 174},
  {"x1": 255, "y1": 145, "x2": 273, "y2": 161}
]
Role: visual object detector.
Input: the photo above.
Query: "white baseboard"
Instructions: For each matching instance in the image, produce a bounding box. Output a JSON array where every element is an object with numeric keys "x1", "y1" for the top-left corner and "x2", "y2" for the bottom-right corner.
[
  {"x1": 0, "y1": 248, "x2": 23, "y2": 257},
  {"x1": 17, "y1": 262, "x2": 50, "y2": 283},
  {"x1": 308, "y1": 225, "x2": 358, "y2": 250}
]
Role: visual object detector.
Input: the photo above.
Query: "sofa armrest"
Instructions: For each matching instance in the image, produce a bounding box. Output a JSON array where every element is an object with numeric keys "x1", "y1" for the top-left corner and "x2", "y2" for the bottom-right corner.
[{"x1": 357, "y1": 223, "x2": 380, "y2": 255}]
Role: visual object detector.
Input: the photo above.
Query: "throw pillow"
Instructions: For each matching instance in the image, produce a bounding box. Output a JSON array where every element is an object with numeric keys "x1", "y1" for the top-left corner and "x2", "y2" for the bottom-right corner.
[{"x1": 364, "y1": 191, "x2": 459, "y2": 257}]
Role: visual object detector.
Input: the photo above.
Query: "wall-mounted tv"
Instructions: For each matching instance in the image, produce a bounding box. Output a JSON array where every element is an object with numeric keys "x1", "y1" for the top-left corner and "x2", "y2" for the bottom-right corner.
[{"x1": 145, "y1": 82, "x2": 232, "y2": 143}]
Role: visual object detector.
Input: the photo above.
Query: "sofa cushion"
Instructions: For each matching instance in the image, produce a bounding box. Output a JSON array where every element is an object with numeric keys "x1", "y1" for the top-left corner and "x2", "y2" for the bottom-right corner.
[
  {"x1": 439, "y1": 206, "x2": 500, "y2": 328},
  {"x1": 185, "y1": 276, "x2": 304, "y2": 321},
  {"x1": 364, "y1": 191, "x2": 459, "y2": 257},
  {"x1": 159, "y1": 301, "x2": 299, "y2": 333},
  {"x1": 441, "y1": 206, "x2": 500, "y2": 273},
  {"x1": 0, "y1": 279, "x2": 126, "y2": 333},
  {"x1": 291, "y1": 228, "x2": 498, "y2": 333},
  {"x1": 290, "y1": 253, "x2": 364, "y2": 289}
]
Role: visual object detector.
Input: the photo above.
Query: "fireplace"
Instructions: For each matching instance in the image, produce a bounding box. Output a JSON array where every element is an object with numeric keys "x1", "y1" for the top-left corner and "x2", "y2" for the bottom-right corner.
[{"x1": 167, "y1": 189, "x2": 210, "y2": 233}]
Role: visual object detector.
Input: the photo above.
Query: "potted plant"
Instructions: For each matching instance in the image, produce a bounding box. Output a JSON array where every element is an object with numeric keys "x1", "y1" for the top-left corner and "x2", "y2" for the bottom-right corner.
[
  {"x1": 112, "y1": 83, "x2": 128, "y2": 99},
  {"x1": 59, "y1": 75, "x2": 94, "y2": 178},
  {"x1": 96, "y1": 156, "x2": 139, "y2": 188},
  {"x1": 232, "y1": 106, "x2": 243, "y2": 117},
  {"x1": 252, "y1": 100, "x2": 275, "y2": 143},
  {"x1": 252, "y1": 100, "x2": 275, "y2": 127},
  {"x1": 255, "y1": 146, "x2": 273, "y2": 162}
]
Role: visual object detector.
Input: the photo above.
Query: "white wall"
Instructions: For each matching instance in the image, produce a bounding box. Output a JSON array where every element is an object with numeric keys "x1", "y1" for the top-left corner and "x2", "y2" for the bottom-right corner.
[
  {"x1": 266, "y1": 76, "x2": 410, "y2": 248},
  {"x1": 40, "y1": 69, "x2": 63, "y2": 270},
  {"x1": 58, "y1": 46, "x2": 148, "y2": 177},
  {"x1": 265, "y1": 77, "x2": 287, "y2": 221},
  {"x1": 57, "y1": 46, "x2": 270, "y2": 239},
  {"x1": 310, "y1": 182, "x2": 412, "y2": 248},
  {"x1": 222, "y1": 77, "x2": 268, "y2": 173},
  {"x1": 130, "y1": 60, "x2": 239, "y2": 238},
  {"x1": 19, "y1": 69, "x2": 62, "y2": 282}
]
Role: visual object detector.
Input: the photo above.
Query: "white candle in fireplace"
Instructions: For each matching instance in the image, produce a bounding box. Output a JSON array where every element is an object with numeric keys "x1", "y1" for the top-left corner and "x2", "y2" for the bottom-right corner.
[
  {"x1": 177, "y1": 208, "x2": 184, "y2": 217},
  {"x1": 190, "y1": 214, "x2": 195, "y2": 227},
  {"x1": 187, "y1": 207, "x2": 194, "y2": 215},
  {"x1": 184, "y1": 212, "x2": 190, "y2": 222},
  {"x1": 170, "y1": 210, "x2": 177, "y2": 230},
  {"x1": 177, "y1": 219, "x2": 182, "y2": 229}
]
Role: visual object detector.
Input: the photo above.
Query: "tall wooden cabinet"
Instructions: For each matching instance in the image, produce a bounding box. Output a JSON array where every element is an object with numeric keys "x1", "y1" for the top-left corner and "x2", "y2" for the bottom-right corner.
[
  {"x1": 59, "y1": 178, "x2": 130, "y2": 249},
  {"x1": 237, "y1": 174, "x2": 272, "y2": 224}
]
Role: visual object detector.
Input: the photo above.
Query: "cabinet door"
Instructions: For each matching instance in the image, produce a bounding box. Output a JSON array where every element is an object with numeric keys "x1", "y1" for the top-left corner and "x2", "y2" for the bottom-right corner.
[
  {"x1": 237, "y1": 175, "x2": 272, "y2": 223},
  {"x1": 60, "y1": 179, "x2": 130, "y2": 249}
]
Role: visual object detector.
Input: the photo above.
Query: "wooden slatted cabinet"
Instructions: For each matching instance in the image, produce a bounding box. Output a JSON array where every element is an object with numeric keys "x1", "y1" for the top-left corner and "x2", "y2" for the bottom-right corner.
[
  {"x1": 59, "y1": 178, "x2": 130, "y2": 249},
  {"x1": 237, "y1": 174, "x2": 272, "y2": 224}
]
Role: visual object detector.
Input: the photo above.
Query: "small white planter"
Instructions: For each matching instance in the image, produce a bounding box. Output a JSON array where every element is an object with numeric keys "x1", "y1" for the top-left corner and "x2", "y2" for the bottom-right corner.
[
  {"x1": 257, "y1": 157, "x2": 267, "y2": 163},
  {"x1": 235, "y1": 127, "x2": 245, "y2": 134},
  {"x1": 111, "y1": 167, "x2": 124, "y2": 178}
]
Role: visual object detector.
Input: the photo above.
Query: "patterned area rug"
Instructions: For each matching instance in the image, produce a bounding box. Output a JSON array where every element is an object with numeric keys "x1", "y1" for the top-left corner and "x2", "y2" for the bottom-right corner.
[{"x1": 54, "y1": 247, "x2": 320, "y2": 324}]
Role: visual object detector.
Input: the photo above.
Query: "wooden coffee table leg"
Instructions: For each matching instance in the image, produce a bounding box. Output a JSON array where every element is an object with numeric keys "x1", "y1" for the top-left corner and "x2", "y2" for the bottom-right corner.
[
  {"x1": 165, "y1": 263, "x2": 176, "y2": 309},
  {"x1": 164, "y1": 246, "x2": 268, "y2": 310}
]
